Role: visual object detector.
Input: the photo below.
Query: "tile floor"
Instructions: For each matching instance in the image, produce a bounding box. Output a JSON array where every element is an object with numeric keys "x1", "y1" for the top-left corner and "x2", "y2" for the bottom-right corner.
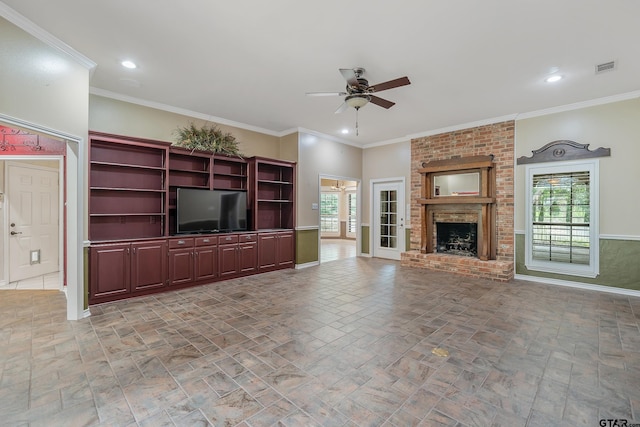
[
  {"x1": 0, "y1": 272, "x2": 61, "y2": 290},
  {"x1": 321, "y1": 239, "x2": 357, "y2": 264},
  {"x1": 1, "y1": 257, "x2": 639, "y2": 426}
]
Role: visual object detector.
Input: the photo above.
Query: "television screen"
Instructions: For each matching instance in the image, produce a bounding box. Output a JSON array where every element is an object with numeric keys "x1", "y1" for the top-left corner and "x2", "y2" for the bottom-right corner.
[{"x1": 176, "y1": 188, "x2": 247, "y2": 234}]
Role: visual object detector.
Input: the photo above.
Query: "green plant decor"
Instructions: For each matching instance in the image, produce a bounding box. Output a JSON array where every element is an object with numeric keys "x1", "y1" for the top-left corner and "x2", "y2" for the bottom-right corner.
[{"x1": 173, "y1": 123, "x2": 241, "y2": 156}]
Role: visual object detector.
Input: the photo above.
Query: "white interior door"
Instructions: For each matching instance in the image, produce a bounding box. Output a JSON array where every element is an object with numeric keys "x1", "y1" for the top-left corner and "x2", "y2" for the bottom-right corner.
[
  {"x1": 372, "y1": 180, "x2": 405, "y2": 260},
  {"x1": 8, "y1": 162, "x2": 59, "y2": 282}
]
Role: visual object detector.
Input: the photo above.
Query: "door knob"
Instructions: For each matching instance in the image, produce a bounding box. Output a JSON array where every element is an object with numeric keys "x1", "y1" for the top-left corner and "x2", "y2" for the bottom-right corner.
[{"x1": 10, "y1": 231, "x2": 22, "y2": 235}]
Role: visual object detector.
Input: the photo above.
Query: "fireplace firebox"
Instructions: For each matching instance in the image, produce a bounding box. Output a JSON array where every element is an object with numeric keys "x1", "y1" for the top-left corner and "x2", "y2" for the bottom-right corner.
[{"x1": 436, "y1": 222, "x2": 477, "y2": 257}]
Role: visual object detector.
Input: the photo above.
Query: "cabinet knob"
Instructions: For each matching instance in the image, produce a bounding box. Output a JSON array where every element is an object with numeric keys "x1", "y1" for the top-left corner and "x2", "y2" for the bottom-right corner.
[
  {"x1": 178, "y1": 240, "x2": 185, "y2": 245},
  {"x1": 226, "y1": 237, "x2": 232, "y2": 241},
  {"x1": 203, "y1": 239, "x2": 210, "y2": 243}
]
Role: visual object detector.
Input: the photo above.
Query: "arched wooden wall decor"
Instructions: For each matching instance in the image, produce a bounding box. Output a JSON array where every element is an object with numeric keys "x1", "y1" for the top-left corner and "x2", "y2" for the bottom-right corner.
[
  {"x1": 517, "y1": 140, "x2": 610, "y2": 165},
  {"x1": 0, "y1": 125, "x2": 66, "y2": 155}
]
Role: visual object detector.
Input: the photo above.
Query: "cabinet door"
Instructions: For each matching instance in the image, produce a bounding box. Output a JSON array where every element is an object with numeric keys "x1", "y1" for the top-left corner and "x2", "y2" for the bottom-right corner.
[
  {"x1": 276, "y1": 231, "x2": 295, "y2": 268},
  {"x1": 218, "y1": 244, "x2": 239, "y2": 278},
  {"x1": 195, "y1": 246, "x2": 218, "y2": 281},
  {"x1": 239, "y1": 242, "x2": 258, "y2": 273},
  {"x1": 258, "y1": 233, "x2": 277, "y2": 270},
  {"x1": 131, "y1": 240, "x2": 167, "y2": 291},
  {"x1": 90, "y1": 243, "x2": 131, "y2": 300},
  {"x1": 169, "y1": 248, "x2": 194, "y2": 286}
]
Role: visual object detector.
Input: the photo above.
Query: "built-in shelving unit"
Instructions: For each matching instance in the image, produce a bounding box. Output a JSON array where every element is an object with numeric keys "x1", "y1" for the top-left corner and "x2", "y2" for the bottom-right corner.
[
  {"x1": 213, "y1": 155, "x2": 247, "y2": 190},
  {"x1": 89, "y1": 133, "x2": 169, "y2": 241},
  {"x1": 88, "y1": 132, "x2": 296, "y2": 305},
  {"x1": 250, "y1": 157, "x2": 296, "y2": 230}
]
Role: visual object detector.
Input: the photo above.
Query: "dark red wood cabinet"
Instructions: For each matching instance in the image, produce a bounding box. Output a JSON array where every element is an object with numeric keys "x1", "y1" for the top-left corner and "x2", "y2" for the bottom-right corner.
[
  {"x1": 90, "y1": 242, "x2": 131, "y2": 300},
  {"x1": 194, "y1": 237, "x2": 218, "y2": 282},
  {"x1": 258, "y1": 231, "x2": 294, "y2": 271},
  {"x1": 168, "y1": 238, "x2": 195, "y2": 286},
  {"x1": 90, "y1": 240, "x2": 167, "y2": 303},
  {"x1": 218, "y1": 234, "x2": 257, "y2": 278},
  {"x1": 87, "y1": 132, "x2": 296, "y2": 305}
]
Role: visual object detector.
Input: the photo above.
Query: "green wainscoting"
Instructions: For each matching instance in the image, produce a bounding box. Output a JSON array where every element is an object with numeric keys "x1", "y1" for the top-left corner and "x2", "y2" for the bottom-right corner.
[
  {"x1": 361, "y1": 225, "x2": 370, "y2": 254},
  {"x1": 406, "y1": 227, "x2": 411, "y2": 251},
  {"x1": 516, "y1": 234, "x2": 640, "y2": 291},
  {"x1": 359, "y1": 225, "x2": 410, "y2": 255},
  {"x1": 296, "y1": 228, "x2": 319, "y2": 265}
]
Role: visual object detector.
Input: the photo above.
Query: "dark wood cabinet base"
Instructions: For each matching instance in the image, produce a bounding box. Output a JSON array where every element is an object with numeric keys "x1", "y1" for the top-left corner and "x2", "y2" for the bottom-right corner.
[{"x1": 89, "y1": 230, "x2": 294, "y2": 305}]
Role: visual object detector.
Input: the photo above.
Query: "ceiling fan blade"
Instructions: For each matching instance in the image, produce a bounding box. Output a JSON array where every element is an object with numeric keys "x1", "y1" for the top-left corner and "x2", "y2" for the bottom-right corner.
[
  {"x1": 339, "y1": 68, "x2": 360, "y2": 88},
  {"x1": 369, "y1": 95, "x2": 395, "y2": 109},
  {"x1": 305, "y1": 91, "x2": 347, "y2": 97},
  {"x1": 334, "y1": 102, "x2": 349, "y2": 114},
  {"x1": 369, "y1": 76, "x2": 411, "y2": 93}
]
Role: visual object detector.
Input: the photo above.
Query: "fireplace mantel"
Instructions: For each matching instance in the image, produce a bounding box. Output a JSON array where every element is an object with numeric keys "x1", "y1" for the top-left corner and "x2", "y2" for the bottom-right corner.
[{"x1": 418, "y1": 155, "x2": 496, "y2": 261}]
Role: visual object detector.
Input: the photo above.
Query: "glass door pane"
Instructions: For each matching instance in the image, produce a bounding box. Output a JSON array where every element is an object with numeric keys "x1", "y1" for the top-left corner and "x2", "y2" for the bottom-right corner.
[{"x1": 379, "y1": 190, "x2": 397, "y2": 249}]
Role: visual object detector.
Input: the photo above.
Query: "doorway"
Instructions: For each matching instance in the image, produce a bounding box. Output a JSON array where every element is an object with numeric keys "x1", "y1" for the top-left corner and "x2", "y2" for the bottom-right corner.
[
  {"x1": 0, "y1": 115, "x2": 84, "y2": 320},
  {"x1": 319, "y1": 176, "x2": 360, "y2": 263},
  {"x1": 372, "y1": 178, "x2": 406, "y2": 260},
  {"x1": 2, "y1": 160, "x2": 63, "y2": 289}
]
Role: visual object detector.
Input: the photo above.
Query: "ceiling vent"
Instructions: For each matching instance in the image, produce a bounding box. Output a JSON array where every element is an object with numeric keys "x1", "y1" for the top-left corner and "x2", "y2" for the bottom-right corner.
[{"x1": 595, "y1": 60, "x2": 616, "y2": 74}]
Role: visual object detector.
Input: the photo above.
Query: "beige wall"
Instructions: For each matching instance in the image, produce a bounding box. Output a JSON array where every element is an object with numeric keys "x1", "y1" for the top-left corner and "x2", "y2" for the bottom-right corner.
[
  {"x1": 0, "y1": 18, "x2": 89, "y2": 139},
  {"x1": 361, "y1": 140, "x2": 411, "y2": 223},
  {"x1": 515, "y1": 98, "x2": 640, "y2": 236},
  {"x1": 297, "y1": 132, "x2": 362, "y2": 227},
  {"x1": 0, "y1": 18, "x2": 89, "y2": 285},
  {"x1": 89, "y1": 95, "x2": 281, "y2": 158},
  {"x1": 278, "y1": 131, "x2": 298, "y2": 162}
]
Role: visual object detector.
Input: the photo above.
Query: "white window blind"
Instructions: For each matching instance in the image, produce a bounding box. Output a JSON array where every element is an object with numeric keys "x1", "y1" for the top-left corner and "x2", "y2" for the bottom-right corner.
[
  {"x1": 525, "y1": 160, "x2": 599, "y2": 277},
  {"x1": 531, "y1": 171, "x2": 590, "y2": 264},
  {"x1": 320, "y1": 193, "x2": 339, "y2": 234},
  {"x1": 347, "y1": 192, "x2": 357, "y2": 234}
]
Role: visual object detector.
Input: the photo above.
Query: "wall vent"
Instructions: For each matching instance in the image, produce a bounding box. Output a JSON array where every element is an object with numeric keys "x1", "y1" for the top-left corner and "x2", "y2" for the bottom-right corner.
[{"x1": 595, "y1": 60, "x2": 616, "y2": 74}]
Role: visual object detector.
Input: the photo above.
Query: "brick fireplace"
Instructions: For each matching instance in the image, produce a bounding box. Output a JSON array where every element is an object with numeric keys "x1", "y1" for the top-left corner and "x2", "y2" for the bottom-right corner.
[{"x1": 401, "y1": 121, "x2": 515, "y2": 281}]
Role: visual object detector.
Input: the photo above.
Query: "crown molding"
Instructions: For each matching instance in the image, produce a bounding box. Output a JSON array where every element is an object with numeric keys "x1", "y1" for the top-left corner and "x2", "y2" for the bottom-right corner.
[
  {"x1": 516, "y1": 90, "x2": 640, "y2": 120},
  {"x1": 296, "y1": 127, "x2": 362, "y2": 148},
  {"x1": 90, "y1": 87, "x2": 283, "y2": 137},
  {"x1": 363, "y1": 114, "x2": 518, "y2": 149},
  {"x1": 0, "y1": 2, "x2": 96, "y2": 71}
]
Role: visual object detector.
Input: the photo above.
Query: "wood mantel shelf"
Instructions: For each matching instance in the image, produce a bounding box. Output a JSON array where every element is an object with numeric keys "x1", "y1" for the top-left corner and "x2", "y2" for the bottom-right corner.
[
  {"x1": 419, "y1": 155, "x2": 497, "y2": 261},
  {"x1": 418, "y1": 196, "x2": 496, "y2": 205}
]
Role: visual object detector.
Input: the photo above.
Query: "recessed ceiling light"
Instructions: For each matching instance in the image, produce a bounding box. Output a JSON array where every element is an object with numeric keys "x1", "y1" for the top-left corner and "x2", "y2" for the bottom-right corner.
[
  {"x1": 341, "y1": 129, "x2": 349, "y2": 135},
  {"x1": 121, "y1": 60, "x2": 137, "y2": 69},
  {"x1": 545, "y1": 75, "x2": 563, "y2": 83}
]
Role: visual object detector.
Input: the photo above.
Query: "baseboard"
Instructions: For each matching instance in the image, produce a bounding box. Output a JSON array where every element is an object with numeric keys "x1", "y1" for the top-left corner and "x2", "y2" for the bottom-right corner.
[
  {"x1": 514, "y1": 274, "x2": 640, "y2": 298},
  {"x1": 83, "y1": 308, "x2": 92, "y2": 318},
  {"x1": 295, "y1": 261, "x2": 320, "y2": 269}
]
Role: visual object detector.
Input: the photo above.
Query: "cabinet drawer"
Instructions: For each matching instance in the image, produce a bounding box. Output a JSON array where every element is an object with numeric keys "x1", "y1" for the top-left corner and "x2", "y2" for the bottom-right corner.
[
  {"x1": 169, "y1": 237, "x2": 194, "y2": 249},
  {"x1": 239, "y1": 233, "x2": 257, "y2": 242},
  {"x1": 196, "y1": 236, "x2": 217, "y2": 246},
  {"x1": 219, "y1": 234, "x2": 239, "y2": 244}
]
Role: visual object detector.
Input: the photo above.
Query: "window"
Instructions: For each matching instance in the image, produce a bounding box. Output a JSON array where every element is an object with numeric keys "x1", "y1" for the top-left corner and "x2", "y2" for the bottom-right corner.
[
  {"x1": 320, "y1": 192, "x2": 339, "y2": 236},
  {"x1": 347, "y1": 192, "x2": 357, "y2": 237},
  {"x1": 525, "y1": 160, "x2": 599, "y2": 277}
]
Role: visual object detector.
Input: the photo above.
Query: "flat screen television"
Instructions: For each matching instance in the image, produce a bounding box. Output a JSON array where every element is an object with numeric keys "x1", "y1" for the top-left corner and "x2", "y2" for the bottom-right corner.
[{"x1": 176, "y1": 188, "x2": 248, "y2": 234}]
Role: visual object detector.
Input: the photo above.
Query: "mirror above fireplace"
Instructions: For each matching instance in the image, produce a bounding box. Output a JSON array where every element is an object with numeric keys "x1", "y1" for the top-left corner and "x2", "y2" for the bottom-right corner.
[{"x1": 433, "y1": 172, "x2": 479, "y2": 197}]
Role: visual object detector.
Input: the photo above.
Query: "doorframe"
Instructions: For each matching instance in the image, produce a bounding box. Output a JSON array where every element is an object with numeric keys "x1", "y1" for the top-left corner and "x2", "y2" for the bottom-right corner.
[
  {"x1": 4, "y1": 159, "x2": 64, "y2": 287},
  {"x1": 370, "y1": 177, "x2": 406, "y2": 260},
  {"x1": 317, "y1": 174, "x2": 362, "y2": 262},
  {"x1": 0, "y1": 113, "x2": 86, "y2": 320}
]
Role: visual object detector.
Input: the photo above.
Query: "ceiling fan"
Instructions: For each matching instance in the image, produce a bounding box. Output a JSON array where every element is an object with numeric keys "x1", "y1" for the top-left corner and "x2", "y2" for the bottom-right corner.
[{"x1": 306, "y1": 67, "x2": 411, "y2": 114}]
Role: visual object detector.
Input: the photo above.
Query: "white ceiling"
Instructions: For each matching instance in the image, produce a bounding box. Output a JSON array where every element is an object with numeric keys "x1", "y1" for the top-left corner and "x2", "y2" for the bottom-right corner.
[{"x1": 3, "y1": 1, "x2": 640, "y2": 146}]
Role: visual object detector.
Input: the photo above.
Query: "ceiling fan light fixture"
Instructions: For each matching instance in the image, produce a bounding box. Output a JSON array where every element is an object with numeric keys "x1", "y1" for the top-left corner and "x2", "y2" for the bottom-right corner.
[{"x1": 345, "y1": 94, "x2": 370, "y2": 109}]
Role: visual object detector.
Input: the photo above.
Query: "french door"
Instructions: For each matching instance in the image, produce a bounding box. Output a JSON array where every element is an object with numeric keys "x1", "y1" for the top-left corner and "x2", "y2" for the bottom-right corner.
[{"x1": 372, "y1": 180, "x2": 405, "y2": 260}]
